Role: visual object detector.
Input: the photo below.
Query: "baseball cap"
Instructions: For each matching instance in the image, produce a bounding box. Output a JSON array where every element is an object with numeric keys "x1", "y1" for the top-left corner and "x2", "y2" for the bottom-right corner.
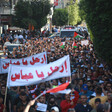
[
  {"x1": 51, "y1": 106, "x2": 59, "y2": 112},
  {"x1": 82, "y1": 84, "x2": 88, "y2": 91}
]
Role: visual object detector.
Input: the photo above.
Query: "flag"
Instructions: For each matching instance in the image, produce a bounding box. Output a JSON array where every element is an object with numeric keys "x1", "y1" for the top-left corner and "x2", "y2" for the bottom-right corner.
[
  {"x1": 74, "y1": 32, "x2": 78, "y2": 37},
  {"x1": 57, "y1": 89, "x2": 71, "y2": 94},
  {"x1": 72, "y1": 42, "x2": 77, "y2": 48},
  {"x1": 46, "y1": 82, "x2": 70, "y2": 93},
  {"x1": 60, "y1": 42, "x2": 65, "y2": 49},
  {"x1": 75, "y1": 35, "x2": 83, "y2": 39},
  {"x1": 74, "y1": 32, "x2": 84, "y2": 39},
  {"x1": 34, "y1": 82, "x2": 70, "y2": 100}
]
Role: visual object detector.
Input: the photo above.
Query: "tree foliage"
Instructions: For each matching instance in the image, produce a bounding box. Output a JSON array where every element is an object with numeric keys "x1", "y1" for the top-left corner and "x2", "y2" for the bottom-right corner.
[
  {"x1": 13, "y1": 0, "x2": 51, "y2": 29},
  {"x1": 52, "y1": 0, "x2": 81, "y2": 26},
  {"x1": 52, "y1": 8, "x2": 68, "y2": 26},
  {"x1": 68, "y1": 0, "x2": 81, "y2": 25},
  {"x1": 79, "y1": 0, "x2": 112, "y2": 65}
]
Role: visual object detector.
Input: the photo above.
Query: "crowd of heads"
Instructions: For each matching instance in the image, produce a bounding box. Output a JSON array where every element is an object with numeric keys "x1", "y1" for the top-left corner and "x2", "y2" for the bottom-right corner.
[{"x1": 0, "y1": 29, "x2": 112, "y2": 112}]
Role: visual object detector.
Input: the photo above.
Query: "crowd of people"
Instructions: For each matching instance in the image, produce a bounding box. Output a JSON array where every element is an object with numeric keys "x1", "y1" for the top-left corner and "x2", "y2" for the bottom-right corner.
[{"x1": 0, "y1": 29, "x2": 112, "y2": 112}]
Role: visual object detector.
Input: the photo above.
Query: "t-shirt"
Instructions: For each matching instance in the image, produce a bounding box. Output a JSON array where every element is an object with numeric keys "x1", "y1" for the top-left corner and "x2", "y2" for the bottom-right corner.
[
  {"x1": 75, "y1": 103, "x2": 92, "y2": 112},
  {"x1": 8, "y1": 90, "x2": 17, "y2": 110},
  {"x1": 13, "y1": 95, "x2": 22, "y2": 106},
  {"x1": 16, "y1": 101, "x2": 28, "y2": 112}
]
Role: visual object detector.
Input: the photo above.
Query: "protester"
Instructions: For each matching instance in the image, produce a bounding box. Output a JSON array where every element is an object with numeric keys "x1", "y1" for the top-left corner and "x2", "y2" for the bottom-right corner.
[
  {"x1": 75, "y1": 95, "x2": 92, "y2": 112},
  {"x1": 23, "y1": 99, "x2": 35, "y2": 112},
  {"x1": 47, "y1": 95, "x2": 60, "y2": 112},
  {"x1": 96, "y1": 104, "x2": 104, "y2": 112},
  {"x1": 60, "y1": 89, "x2": 79, "y2": 112},
  {"x1": 79, "y1": 84, "x2": 93, "y2": 100},
  {"x1": 103, "y1": 102, "x2": 111, "y2": 112},
  {"x1": 91, "y1": 98, "x2": 101, "y2": 112},
  {"x1": 13, "y1": 88, "x2": 30, "y2": 112},
  {"x1": 89, "y1": 86, "x2": 107, "y2": 109},
  {"x1": 106, "y1": 91, "x2": 112, "y2": 112}
]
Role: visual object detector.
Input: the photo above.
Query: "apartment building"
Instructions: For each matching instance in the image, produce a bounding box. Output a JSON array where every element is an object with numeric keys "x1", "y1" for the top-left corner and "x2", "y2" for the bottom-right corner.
[{"x1": 55, "y1": 0, "x2": 69, "y2": 9}]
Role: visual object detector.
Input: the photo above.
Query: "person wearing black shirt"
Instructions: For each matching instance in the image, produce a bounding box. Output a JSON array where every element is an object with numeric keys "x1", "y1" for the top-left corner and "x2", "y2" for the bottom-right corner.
[
  {"x1": 47, "y1": 95, "x2": 60, "y2": 112},
  {"x1": 75, "y1": 95, "x2": 92, "y2": 112}
]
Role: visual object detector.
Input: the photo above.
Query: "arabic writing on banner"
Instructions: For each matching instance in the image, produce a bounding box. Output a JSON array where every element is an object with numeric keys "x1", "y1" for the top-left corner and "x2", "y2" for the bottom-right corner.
[
  {"x1": 0, "y1": 52, "x2": 47, "y2": 74},
  {"x1": 7, "y1": 55, "x2": 71, "y2": 87}
]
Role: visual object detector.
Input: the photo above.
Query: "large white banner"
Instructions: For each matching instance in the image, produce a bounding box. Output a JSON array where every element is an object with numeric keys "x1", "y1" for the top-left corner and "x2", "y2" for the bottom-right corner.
[
  {"x1": 0, "y1": 52, "x2": 47, "y2": 74},
  {"x1": 7, "y1": 55, "x2": 71, "y2": 87}
]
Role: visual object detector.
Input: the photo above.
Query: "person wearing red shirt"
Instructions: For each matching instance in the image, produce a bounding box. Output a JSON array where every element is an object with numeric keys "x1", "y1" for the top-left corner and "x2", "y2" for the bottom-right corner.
[{"x1": 60, "y1": 89, "x2": 79, "y2": 112}]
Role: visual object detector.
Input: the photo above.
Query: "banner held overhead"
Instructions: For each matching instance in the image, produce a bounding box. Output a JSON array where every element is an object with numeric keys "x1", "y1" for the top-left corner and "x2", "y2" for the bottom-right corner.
[
  {"x1": 0, "y1": 52, "x2": 47, "y2": 74},
  {"x1": 7, "y1": 55, "x2": 71, "y2": 87}
]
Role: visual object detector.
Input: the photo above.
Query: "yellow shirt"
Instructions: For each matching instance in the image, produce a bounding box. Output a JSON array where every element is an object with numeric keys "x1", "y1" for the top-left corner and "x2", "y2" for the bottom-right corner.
[{"x1": 89, "y1": 96, "x2": 107, "y2": 108}]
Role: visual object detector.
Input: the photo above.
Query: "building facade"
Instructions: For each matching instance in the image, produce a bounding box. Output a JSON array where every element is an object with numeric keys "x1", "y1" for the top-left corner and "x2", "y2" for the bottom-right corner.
[{"x1": 55, "y1": 0, "x2": 69, "y2": 9}]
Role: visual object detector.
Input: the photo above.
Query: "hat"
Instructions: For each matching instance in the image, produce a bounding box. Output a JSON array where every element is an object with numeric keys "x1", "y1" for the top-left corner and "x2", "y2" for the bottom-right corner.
[
  {"x1": 51, "y1": 106, "x2": 59, "y2": 112},
  {"x1": 82, "y1": 84, "x2": 88, "y2": 91}
]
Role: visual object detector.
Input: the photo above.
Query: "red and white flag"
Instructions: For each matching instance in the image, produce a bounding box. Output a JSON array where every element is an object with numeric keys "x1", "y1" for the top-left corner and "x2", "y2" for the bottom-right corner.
[
  {"x1": 35, "y1": 82, "x2": 71, "y2": 100},
  {"x1": 47, "y1": 82, "x2": 70, "y2": 93}
]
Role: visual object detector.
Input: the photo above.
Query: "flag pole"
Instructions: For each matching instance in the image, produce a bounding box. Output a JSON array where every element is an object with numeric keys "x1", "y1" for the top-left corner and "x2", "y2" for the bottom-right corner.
[
  {"x1": 34, "y1": 91, "x2": 46, "y2": 101},
  {"x1": 3, "y1": 84, "x2": 8, "y2": 112},
  {"x1": 3, "y1": 66, "x2": 11, "y2": 112},
  {"x1": 34, "y1": 94, "x2": 42, "y2": 101}
]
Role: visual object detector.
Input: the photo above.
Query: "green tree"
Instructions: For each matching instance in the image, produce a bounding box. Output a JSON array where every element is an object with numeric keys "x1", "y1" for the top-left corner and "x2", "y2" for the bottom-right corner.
[
  {"x1": 13, "y1": 0, "x2": 51, "y2": 29},
  {"x1": 68, "y1": 0, "x2": 81, "y2": 25},
  {"x1": 31, "y1": 0, "x2": 51, "y2": 29},
  {"x1": 79, "y1": 0, "x2": 112, "y2": 66},
  {"x1": 52, "y1": 8, "x2": 68, "y2": 26}
]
